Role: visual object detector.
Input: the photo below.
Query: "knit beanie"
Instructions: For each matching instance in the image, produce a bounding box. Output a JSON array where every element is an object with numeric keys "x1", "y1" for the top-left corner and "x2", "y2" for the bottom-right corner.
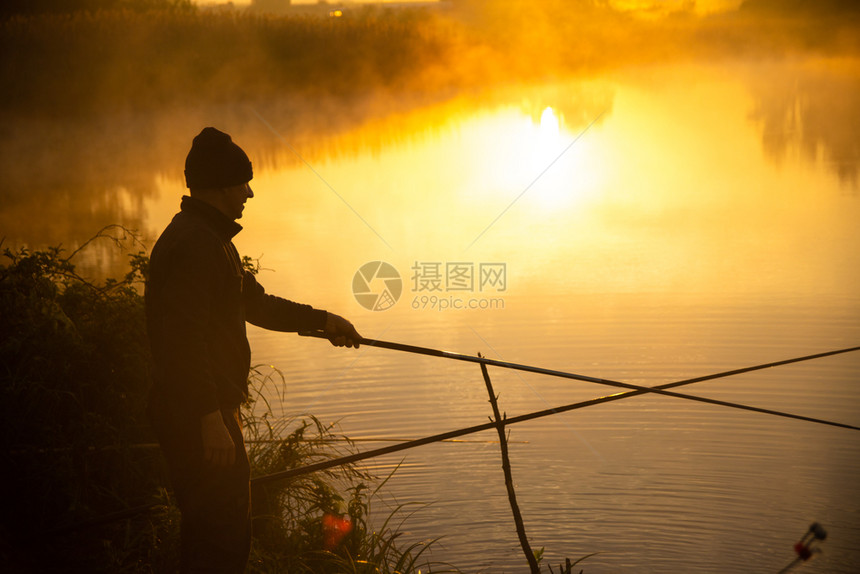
[{"x1": 184, "y1": 127, "x2": 253, "y2": 189}]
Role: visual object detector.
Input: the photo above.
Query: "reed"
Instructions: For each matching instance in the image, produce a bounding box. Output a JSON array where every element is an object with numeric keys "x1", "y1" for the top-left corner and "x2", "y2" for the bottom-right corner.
[{"x1": 244, "y1": 389, "x2": 459, "y2": 573}]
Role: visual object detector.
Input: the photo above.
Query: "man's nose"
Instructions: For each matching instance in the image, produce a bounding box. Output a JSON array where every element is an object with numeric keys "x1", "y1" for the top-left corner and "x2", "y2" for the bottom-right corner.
[{"x1": 245, "y1": 184, "x2": 254, "y2": 198}]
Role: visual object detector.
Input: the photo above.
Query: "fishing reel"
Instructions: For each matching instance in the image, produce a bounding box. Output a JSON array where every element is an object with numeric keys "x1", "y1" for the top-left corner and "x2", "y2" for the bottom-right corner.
[
  {"x1": 779, "y1": 522, "x2": 827, "y2": 573},
  {"x1": 793, "y1": 522, "x2": 827, "y2": 562}
]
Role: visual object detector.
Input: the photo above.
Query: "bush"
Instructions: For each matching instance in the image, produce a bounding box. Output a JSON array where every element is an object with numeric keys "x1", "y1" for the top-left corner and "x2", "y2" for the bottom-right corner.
[{"x1": 0, "y1": 226, "x2": 161, "y2": 571}]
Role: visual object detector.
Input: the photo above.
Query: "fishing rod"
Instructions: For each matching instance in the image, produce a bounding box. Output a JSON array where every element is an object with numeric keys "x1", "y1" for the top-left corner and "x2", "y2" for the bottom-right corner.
[
  {"x1": 54, "y1": 342, "x2": 860, "y2": 532},
  {"x1": 299, "y1": 331, "x2": 860, "y2": 431},
  {"x1": 250, "y1": 338, "x2": 860, "y2": 487}
]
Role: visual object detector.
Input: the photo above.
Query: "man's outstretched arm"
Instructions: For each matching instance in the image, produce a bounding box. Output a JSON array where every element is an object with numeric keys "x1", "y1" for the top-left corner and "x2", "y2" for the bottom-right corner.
[{"x1": 243, "y1": 272, "x2": 361, "y2": 348}]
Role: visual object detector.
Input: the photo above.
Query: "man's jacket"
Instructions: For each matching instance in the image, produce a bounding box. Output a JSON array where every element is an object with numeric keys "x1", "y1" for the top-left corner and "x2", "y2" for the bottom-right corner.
[{"x1": 145, "y1": 196, "x2": 327, "y2": 417}]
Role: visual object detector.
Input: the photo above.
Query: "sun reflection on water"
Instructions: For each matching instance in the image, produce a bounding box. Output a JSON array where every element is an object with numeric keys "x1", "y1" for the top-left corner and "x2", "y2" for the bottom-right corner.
[{"x1": 194, "y1": 65, "x2": 860, "y2": 319}]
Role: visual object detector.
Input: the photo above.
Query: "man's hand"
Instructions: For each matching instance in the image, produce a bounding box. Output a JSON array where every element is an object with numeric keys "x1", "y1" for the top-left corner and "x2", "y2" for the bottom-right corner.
[
  {"x1": 201, "y1": 409, "x2": 236, "y2": 467},
  {"x1": 324, "y1": 313, "x2": 362, "y2": 348}
]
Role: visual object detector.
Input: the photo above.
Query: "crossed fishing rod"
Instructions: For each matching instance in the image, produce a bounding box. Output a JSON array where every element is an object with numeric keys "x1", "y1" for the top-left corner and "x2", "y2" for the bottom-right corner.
[
  {"x1": 252, "y1": 334, "x2": 860, "y2": 486},
  {"x1": 49, "y1": 338, "x2": 859, "y2": 535}
]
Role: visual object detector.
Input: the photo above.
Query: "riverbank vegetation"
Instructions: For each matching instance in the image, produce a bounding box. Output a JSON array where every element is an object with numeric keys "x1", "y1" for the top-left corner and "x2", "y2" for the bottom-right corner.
[
  {"x1": 2, "y1": 0, "x2": 857, "y2": 122},
  {"x1": 1, "y1": 0, "x2": 857, "y2": 212},
  {"x1": 0, "y1": 228, "x2": 457, "y2": 572},
  {"x1": 0, "y1": 1, "x2": 460, "y2": 119}
]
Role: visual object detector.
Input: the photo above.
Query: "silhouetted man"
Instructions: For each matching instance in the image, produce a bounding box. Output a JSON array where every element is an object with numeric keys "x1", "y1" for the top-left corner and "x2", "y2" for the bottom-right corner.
[{"x1": 145, "y1": 127, "x2": 361, "y2": 572}]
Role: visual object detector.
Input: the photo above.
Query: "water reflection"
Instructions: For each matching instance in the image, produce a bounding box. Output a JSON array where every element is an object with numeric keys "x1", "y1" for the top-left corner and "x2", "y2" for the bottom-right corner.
[
  {"x1": 194, "y1": 61, "x2": 857, "y2": 321},
  {"x1": 2, "y1": 58, "x2": 856, "y2": 260},
  {"x1": 2, "y1": 56, "x2": 858, "y2": 572},
  {"x1": 747, "y1": 58, "x2": 860, "y2": 189},
  {"x1": 226, "y1": 64, "x2": 858, "y2": 571},
  {"x1": 0, "y1": 80, "x2": 611, "y2": 254}
]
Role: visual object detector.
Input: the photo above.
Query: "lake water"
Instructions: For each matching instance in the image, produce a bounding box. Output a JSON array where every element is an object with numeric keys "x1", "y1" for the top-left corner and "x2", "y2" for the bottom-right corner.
[{"x1": 3, "y1": 58, "x2": 859, "y2": 572}]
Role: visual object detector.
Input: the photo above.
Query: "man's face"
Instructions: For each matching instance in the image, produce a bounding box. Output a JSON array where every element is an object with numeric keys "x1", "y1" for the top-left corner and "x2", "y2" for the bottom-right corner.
[{"x1": 219, "y1": 183, "x2": 254, "y2": 220}]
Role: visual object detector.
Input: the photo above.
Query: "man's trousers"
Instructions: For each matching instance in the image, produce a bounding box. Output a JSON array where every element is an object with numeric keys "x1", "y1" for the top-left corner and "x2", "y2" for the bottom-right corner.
[{"x1": 149, "y1": 399, "x2": 251, "y2": 574}]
